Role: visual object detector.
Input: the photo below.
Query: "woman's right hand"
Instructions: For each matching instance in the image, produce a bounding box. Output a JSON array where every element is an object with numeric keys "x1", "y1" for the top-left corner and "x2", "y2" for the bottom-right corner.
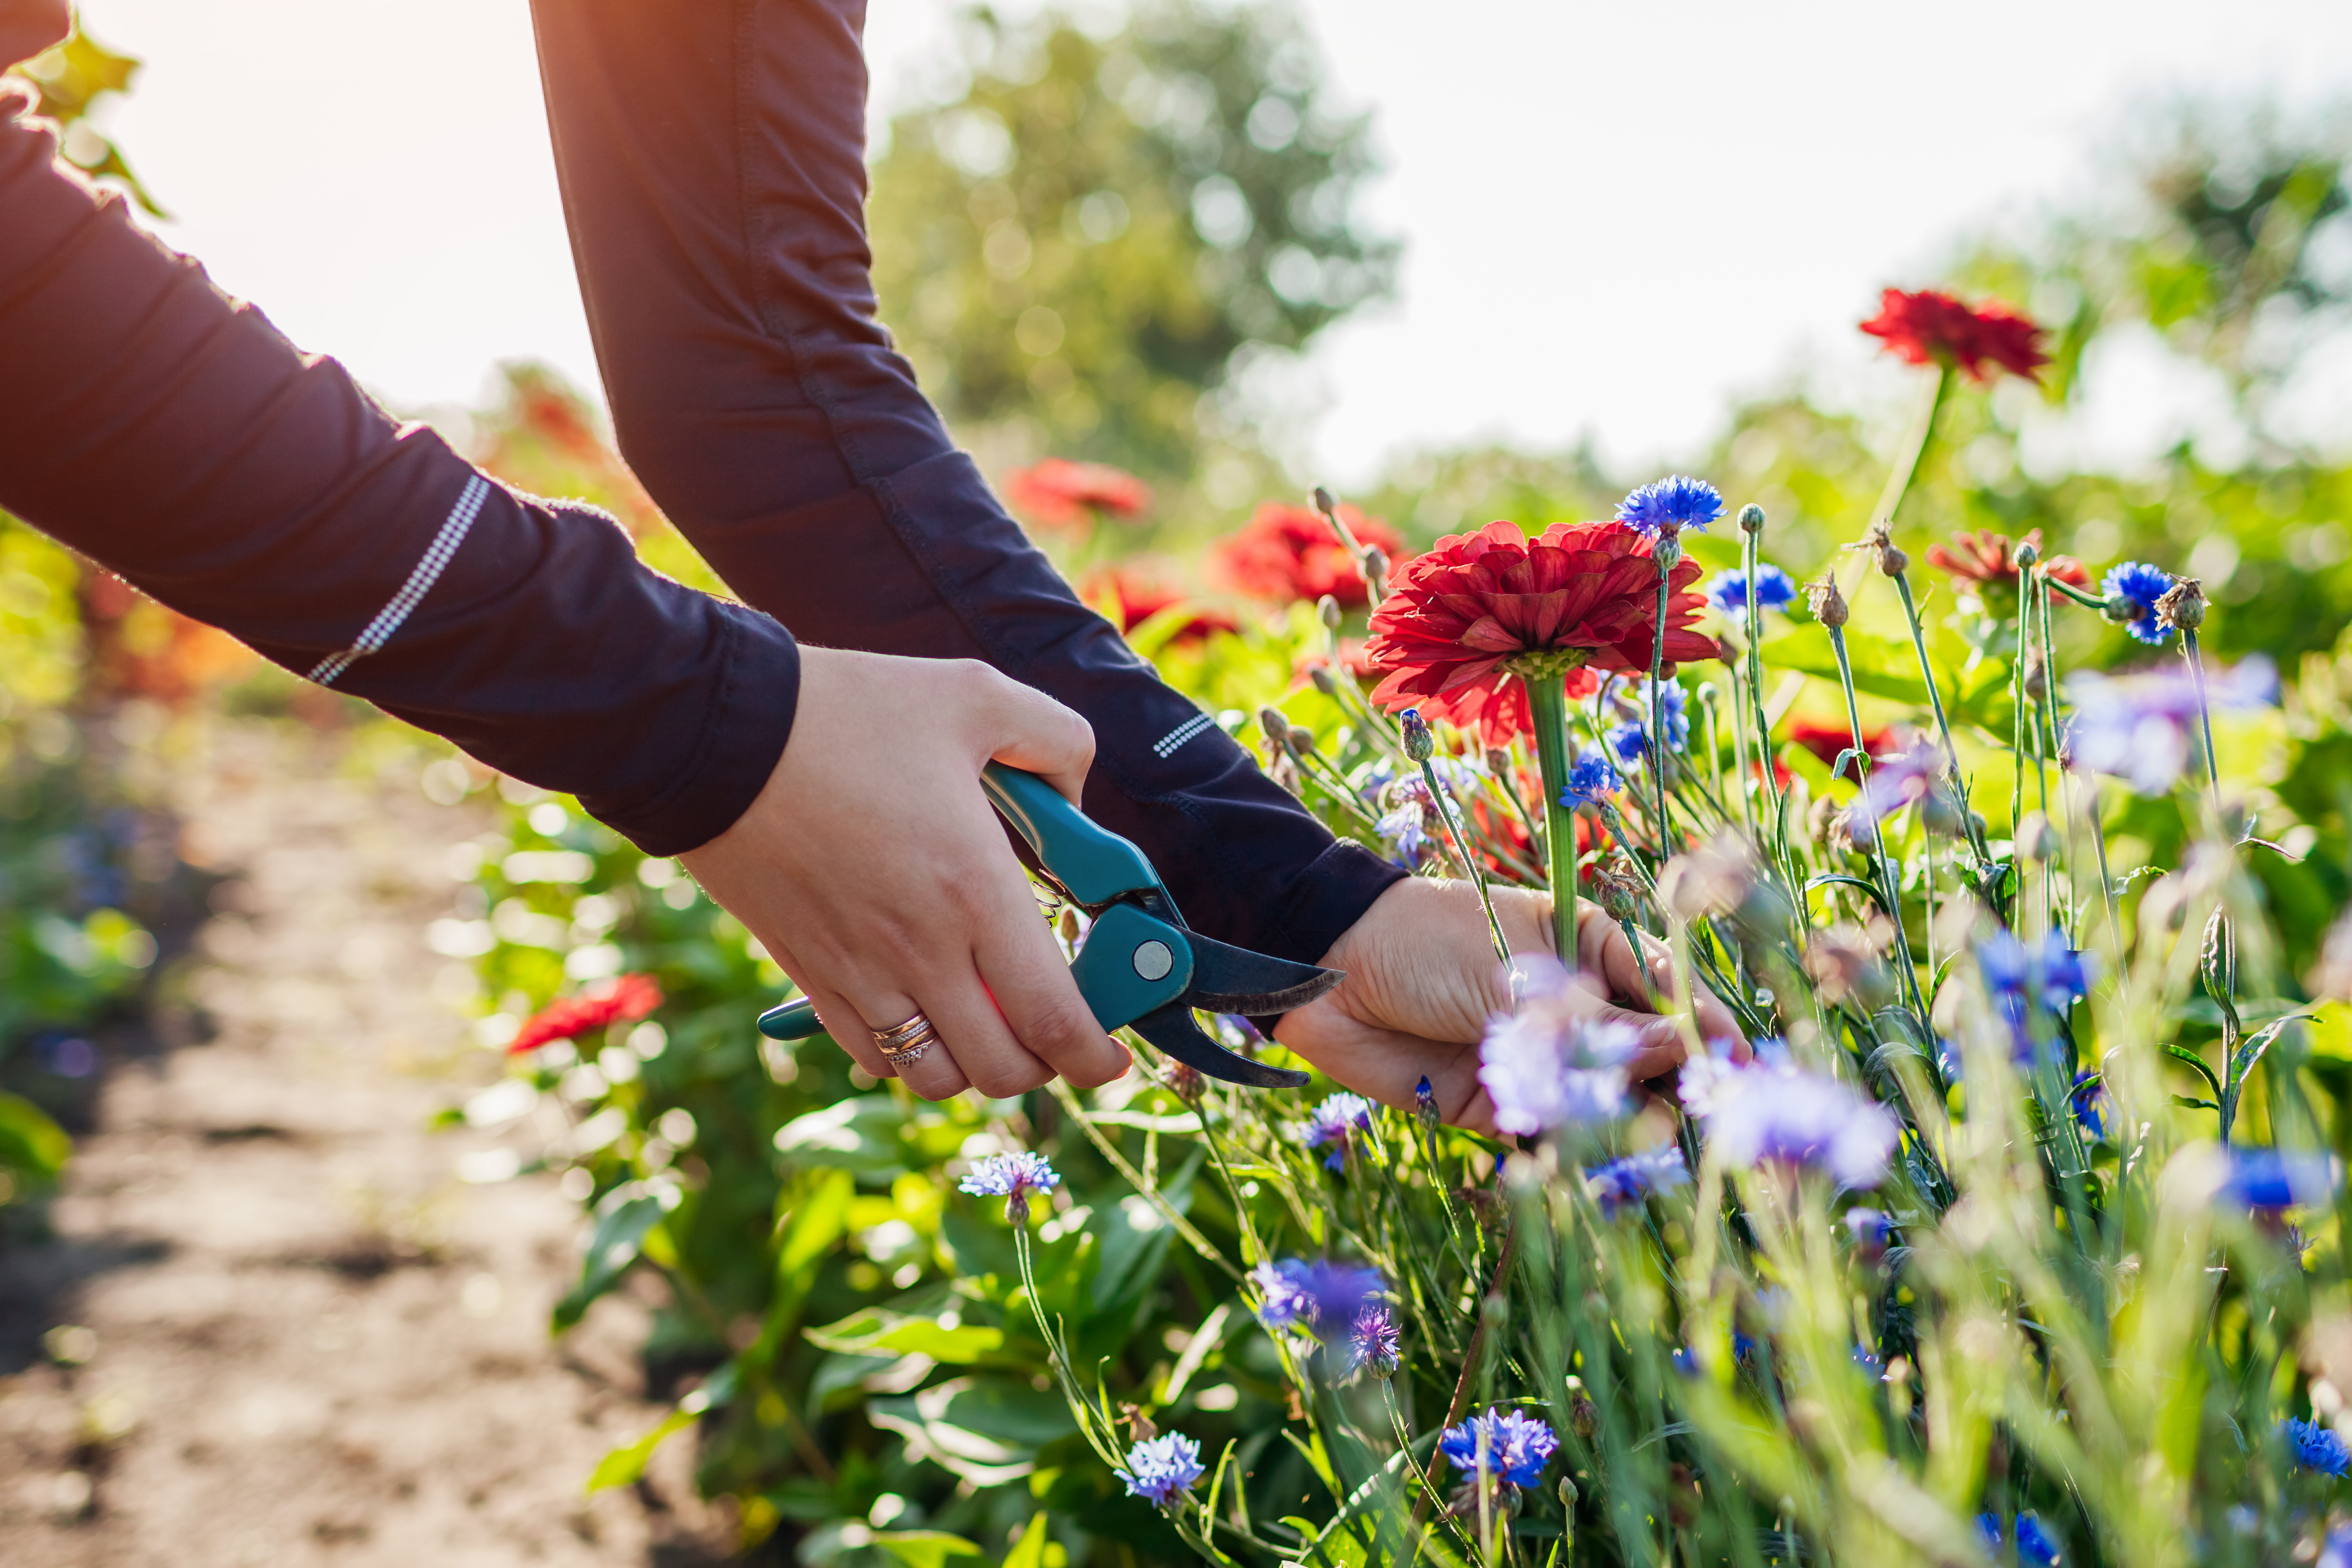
[{"x1": 678, "y1": 646, "x2": 1131, "y2": 1099}]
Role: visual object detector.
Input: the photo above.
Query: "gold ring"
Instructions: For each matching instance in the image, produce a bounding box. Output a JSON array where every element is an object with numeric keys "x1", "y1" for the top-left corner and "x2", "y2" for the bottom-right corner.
[
  {"x1": 881, "y1": 1039, "x2": 933, "y2": 1068},
  {"x1": 872, "y1": 1011, "x2": 934, "y2": 1049}
]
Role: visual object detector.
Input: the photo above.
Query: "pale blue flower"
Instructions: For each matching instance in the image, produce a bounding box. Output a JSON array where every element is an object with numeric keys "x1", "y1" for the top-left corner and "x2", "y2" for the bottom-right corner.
[
  {"x1": 1346, "y1": 1304, "x2": 1402, "y2": 1378},
  {"x1": 2063, "y1": 656, "x2": 2276, "y2": 795},
  {"x1": 1120, "y1": 1432, "x2": 1205, "y2": 1506},
  {"x1": 959, "y1": 1151, "x2": 1060, "y2": 1200},
  {"x1": 1479, "y1": 957, "x2": 1636, "y2": 1136},
  {"x1": 1705, "y1": 564, "x2": 1797, "y2": 620},
  {"x1": 2103, "y1": 561, "x2": 2174, "y2": 645},
  {"x1": 1303, "y1": 1092, "x2": 1375, "y2": 1171},
  {"x1": 1252, "y1": 1257, "x2": 1387, "y2": 1335},
  {"x1": 1586, "y1": 1146, "x2": 1689, "y2": 1216}
]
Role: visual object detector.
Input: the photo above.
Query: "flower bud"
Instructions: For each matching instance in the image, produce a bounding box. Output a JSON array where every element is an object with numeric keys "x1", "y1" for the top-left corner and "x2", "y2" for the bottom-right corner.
[
  {"x1": 1287, "y1": 724, "x2": 1317, "y2": 755},
  {"x1": 1308, "y1": 663, "x2": 1340, "y2": 697},
  {"x1": 2103, "y1": 587, "x2": 2142, "y2": 625},
  {"x1": 2020, "y1": 642, "x2": 2046, "y2": 703},
  {"x1": 1313, "y1": 485, "x2": 1337, "y2": 515},
  {"x1": 1120, "y1": 1402, "x2": 1159, "y2": 1441},
  {"x1": 1317, "y1": 594, "x2": 1343, "y2": 630},
  {"x1": 1558, "y1": 1476, "x2": 1580, "y2": 1510},
  {"x1": 1361, "y1": 546, "x2": 1390, "y2": 595},
  {"x1": 2156, "y1": 576, "x2": 2207, "y2": 631},
  {"x1": 1400, "y1": 708, "x2": 1435, "y2": 762},
  {"x1": 1738, "y1": 503, "x2": 1765, "y2": 535},
  {"x1": 1258, "y1": 707, "x2": 1291, "y2": 748},
  {"x1": 1569, "y1": 1391, "x2": 1600, "y2": 1437},
  {"x1": 1484, "y1": 747, "x2": 1513, "y2": 777},
  {"x1": 2015, "y1": 809, "x2": 2061, "y2": 861},
  {"x1": 1168, "y1": 1060, "x2": 1205, "y2": 1104},
  {"x1": 1652, "y1": 531, "x2": 1685, "y2": 573},
  {"x1": 1414, "y1": 1074, "x2": 1439, "y2": 1131},
  {"x1": 2014, "y1": 540, "x2": 2038, "y2": 570},
  {"x1": 1807, "y1": 573, "x2": 1849, "y2": 629}
]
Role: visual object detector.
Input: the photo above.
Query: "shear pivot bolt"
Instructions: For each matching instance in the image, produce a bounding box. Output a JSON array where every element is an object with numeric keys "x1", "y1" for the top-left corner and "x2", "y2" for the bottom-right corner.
[{"x1": 1131, "y1": 941, "x2": 1174, "y2": 982}]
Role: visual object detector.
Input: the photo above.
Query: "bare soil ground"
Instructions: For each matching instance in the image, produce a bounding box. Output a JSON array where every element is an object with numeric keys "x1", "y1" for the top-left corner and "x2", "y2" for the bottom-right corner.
[{"x1": 0, "y1": 720, "x2": 734, "y2": 1566}]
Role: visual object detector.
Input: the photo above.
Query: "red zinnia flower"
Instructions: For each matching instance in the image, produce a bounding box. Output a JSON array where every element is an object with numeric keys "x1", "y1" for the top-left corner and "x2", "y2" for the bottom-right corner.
[
  {"x1": 507, "y1": 973, "x2": 663, "y2": 1056},
  {"x1": 1208, "y1": 503, "x2": 1409, "y2": 609},
  {"x1": 1084, "y1": 564, "x2": 1238, "y2": 645},
  {"x1": 1002, "y1": 459, "x2": 1151, "y2": 532},
  {"x1": 1363, "y1": 519, "x2": 1720, "y2": 747},
  {"x1": 1859, "y1": 288, "x2": 2048, "y2": 384},
  {"x1": 1923, "y1": 530, "x2": 2089, "y2": 589}
]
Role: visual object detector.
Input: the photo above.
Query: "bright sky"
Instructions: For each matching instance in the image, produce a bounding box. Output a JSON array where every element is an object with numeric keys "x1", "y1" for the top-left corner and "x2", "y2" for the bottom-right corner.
[{"x1": 73, "y1": 0, "x2": 2352, "y2": 488}]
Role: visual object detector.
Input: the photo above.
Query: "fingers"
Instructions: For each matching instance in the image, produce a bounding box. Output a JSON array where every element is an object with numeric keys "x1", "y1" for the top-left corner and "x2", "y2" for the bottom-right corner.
[
  {"x1": 966, "y1": 662, "x2": 1096, "y2": 806},
  {"x1": 973, "y1": 898, "x2": 1131, "y2": 1090},
  {"x1": 1592, "y1": 997, "x2": 1691, "y2": 1082},
  {"x1": 803, "y1": 980, "x2": 976, "y2": 1097}
]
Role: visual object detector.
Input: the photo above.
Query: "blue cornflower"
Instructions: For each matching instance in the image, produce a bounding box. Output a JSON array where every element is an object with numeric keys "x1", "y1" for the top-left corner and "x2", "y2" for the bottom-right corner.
[
  {"x1": 1603, "y1": 679, "x2": 1688, "y2": 766},
  {"x1": 1251, "y1": 1257, "x2": 1388, "y2": 1335},
  {"x1": 1375, "y1": 801, "x2": 1429, "y2": 869},
  {"x1": 1439, "y1": 1408, "x2": 1559, "y2": 1489},
  {"x1": 1413, "y1": 1075, "x2": 1439, "y2": 1128},
  {"x1": 2323, "y1": 1524, "x2": 2352, "y2": 1568},
  {"x1": 1303, "y1": 1092, "x2": 1375, "y2": 1171},
  {"x1": 2221, "y1": 1149, "x2": 2343, "y2": 1213},
  {"x1": 1615, "y1": 475, "x2": 1725, "y2": 539},
  {"x1": 2064, "y1": 657, "x2": 2276, "y2": 796},
  {"x1": 1559, "y1": 745, "x2": 1619, "y2": 808},
  {"x1": 2103, "y1": 561, "x2": 2175, "y2": 645},
  {"x1": 1977, "y1": 1515, "x2": 2003, "y2": 1552},
  {"x1": 2070, "y1": 1071, "x2": 2107, "y2": 1139},
  {"x1": 2285, "y1": 1416, "x2": 2352, "y2": 1476},
  {"x1": 2015, "y1": 1514, "x2": 2062, "y2": 1567},
  {"x1": 1671, "y1": 1346, "x2": 1699, "y2": 1377},
  {"x1": 1120, "y1": 1432, "x2": 1205, "y2": 1507},
  {"x1": 1679, "y1": 1052, "x2": 1899, "y2": 1189},
  {"x1": 1479, "y1": 958, "x2": 1637, "y2": 1136},
  {"x1": 959, "y1": 1151, "x2": 1060, "y2": 1220},
  {"x1": 1844, "y1": 1207, "x2": 1893, "y2": 1262},
  {"x1": 1345, "y1": 1304, "x2": 1402, "y2": 1378},
  {"x1": 1586, "y1": 1145, "x2": 1690, "y2": 1217},
  {"x1": 1704, "y1": 564, "x2": 1798, "y2": 621},
  {"x1": 1978, "y1": 927, "x2": 2091, "y2": 1060}
]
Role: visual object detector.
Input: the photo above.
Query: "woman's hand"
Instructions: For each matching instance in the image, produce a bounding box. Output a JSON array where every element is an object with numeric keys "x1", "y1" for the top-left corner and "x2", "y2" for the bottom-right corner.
[
  {"x1": 680, "y1": 646, "x2": 1130, "y2": 1099},
  {"x1": 1274, "y1": 878, "x2": 1743, "y2": 1135}
]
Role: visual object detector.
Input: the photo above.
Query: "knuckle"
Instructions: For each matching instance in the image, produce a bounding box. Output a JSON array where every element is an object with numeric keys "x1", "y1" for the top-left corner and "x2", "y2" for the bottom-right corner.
[{"x1": 972, "y1": 1060, "x2": 1050, "y2": 1098}]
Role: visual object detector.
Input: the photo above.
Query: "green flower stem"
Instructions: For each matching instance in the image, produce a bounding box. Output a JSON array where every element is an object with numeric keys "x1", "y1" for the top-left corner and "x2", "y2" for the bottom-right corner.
[
  {"x1": 1525, "y1": 673, "x2": 1582, "y2": 966},
  {"x1": 2182, "y1": 628, "x2": 2224, "y2": 814},
  {"x1": 1423, "y1": 757, "x2": 1513, "y2": 970},
  {"x1": 1827, "y1": 622, "x2": 1925, "y2": 1018},
  {"x1": 1889, "y1": 569, "x2": 1990, "y2": 874},
  {"x1": 1741, "y1": 529, "x2": 1780, "y2": 827},
  {"x1": 2045, "y1": 576, "x2": 2109, "y2": 610},
  {"x1": 1867, "y1": 362, "x2": 1953, "y2": 539},
  {"x1": 1648, "y1": 561, "x2": 1674, "y2": 862},
  {"x1": 2010, "y1": 590, "x2": 2033, "y2": 841}
]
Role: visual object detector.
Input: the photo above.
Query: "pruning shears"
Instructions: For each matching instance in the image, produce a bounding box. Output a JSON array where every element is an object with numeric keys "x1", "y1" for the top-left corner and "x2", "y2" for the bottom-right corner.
[{"x1": 756, "y1": 762, "x2": 1340, "y2": 1089}]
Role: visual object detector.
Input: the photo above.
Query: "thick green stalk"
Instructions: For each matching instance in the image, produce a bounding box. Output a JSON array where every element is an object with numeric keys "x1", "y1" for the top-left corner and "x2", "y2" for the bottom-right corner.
[{"x1": 1525, "y1": 673, "x2": 1581, "y2": 967}]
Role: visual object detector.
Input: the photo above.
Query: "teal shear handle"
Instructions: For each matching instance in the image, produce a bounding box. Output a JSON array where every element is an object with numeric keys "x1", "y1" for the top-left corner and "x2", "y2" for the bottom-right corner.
[{"x1": 757, "y1": 762, "x2": 1165, "y2": 1041}]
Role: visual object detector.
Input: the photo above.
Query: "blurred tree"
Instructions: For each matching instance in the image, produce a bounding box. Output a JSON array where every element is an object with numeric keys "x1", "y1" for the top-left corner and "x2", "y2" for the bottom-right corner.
[{"x1": 867, "y1": 0, "x2": 1396, "y2": 481}]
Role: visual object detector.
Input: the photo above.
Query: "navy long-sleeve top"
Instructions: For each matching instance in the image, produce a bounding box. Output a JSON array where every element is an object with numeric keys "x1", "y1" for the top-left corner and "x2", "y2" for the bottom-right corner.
[{"x1": 0, "y1": 0, "x2": 1402, "y2": 967}]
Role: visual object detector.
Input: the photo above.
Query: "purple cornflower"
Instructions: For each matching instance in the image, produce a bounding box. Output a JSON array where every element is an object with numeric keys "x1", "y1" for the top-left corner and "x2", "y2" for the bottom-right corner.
[
  {"x1": 2103, "y1": 561, "x2": 2175, "y2": 645},
  {"x1": 1559, "y1": 745, "x2": 1620, "y2": 807},
  {"x1": 1119, "y1": 1432, "x2": 1205, "y2": 1506},
  {"x1": 2285, "y1": 1416, "x2": 2351, "y2": 1476},
  {"x1": 2063, "y1": 657, "x2": 2276, "y2": 795},
  {"x1": 1601, "y1": 678, "x2": 1689, "y2": 766},
  {"x1": 2323, "y1": 1525, "x2": 2352, "y2": 1568},
  {"x1": 1346, "y1": 1304, "x2": 1402, "y2": 1378},
  {"x1": 1838, "y1": 740, "x2": 1945, "y2": 846},
  {"x1": 959, "y1": 1151, "x2": 1061, "y2": 1221},
  {"x1": 1682, "y1": 1053, "x2": 1899, "y2": 1189},
  {"x1": 2220, "y1": 1149, "x2": 2342, "y2": 1212},
  {"x1": 1413, "y1": 1075, "x2": 1439, "y2": 1129},
  {"x1": 1844, "y1": 1207, "x2": 1893, "y2": 1262},
  {"x1": 1586, "y1": 1145, "x2": 1690, "y2": 1217},
  {"x1": 1439, "y1": 1408, "x2": 1559, "y2": 1489},
  {"x1": 1705, "y1": 564, "x2": 1798, "y2": 620},
  {"x1": 1616, "y1": 476, "x2": 1724, "y2": 540},
  {"x1": 1479, "y1": 957, "x2": 1637, "y2": 1136},
  {"x1": 1303, "y1": 1091, "x2": 1376, "y2": 1171},
  {"x1": 1251, "y1": 1257, "x2": 1388, "y2": 1335},
  {"x1": 1375, "y1": 800, "x2": 1429, "y2": 869}
]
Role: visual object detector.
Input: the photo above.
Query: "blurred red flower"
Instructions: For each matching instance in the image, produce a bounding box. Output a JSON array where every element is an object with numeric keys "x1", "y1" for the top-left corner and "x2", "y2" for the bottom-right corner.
[
  {"x1": 1859, "y1": 288, "x2": 2047, "y2": 383},
  {"x1": 1208, "y1": 503, "x2": 1408, "y2": 608},
  {"x1": 1787, "y1": 719, "x2": 1906, "y2": 769},
  {"x1": 1002, "y1": 459, "x2": 1151, "y2": 532},
  {"x1": 507, "y1": 973, "x2": 663, "y2": 1056},
  {"x1": 1084, "y1": 565, "x2": 1238, "y2": 644},
  {"x1": 1923, "y1": 529, "x2": 2089, "y2": 589},
  {"x1": 1363, "y1": 519, "x2": 1719, "y2": 746},
  {"x1": 1294, "y1": 637, "x2": 1377, "y2": 686}
]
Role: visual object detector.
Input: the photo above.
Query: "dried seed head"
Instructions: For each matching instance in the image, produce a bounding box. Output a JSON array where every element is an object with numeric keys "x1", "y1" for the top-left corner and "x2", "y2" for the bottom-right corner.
[
  {"x1": 1120, "y1": 1402, "x2": 1159, "y2": 1441},
  {"x1": 1808, "y1": 792, "x2": 1843, "y2": 846},
  {"x1": 2156, "y1": 576, "x2": 2208, "y2": 631},
  {"x1": 1485, "y1": 747, "x2": 1514, "y2": 777},
  {"x1": 1807, "y1": 573, "x2": 1850, "y2": 629},
  {"x1": 1738, "y1": 503, "x2": 1766, "y2": 535},
  {"x1": 1803, "y1": 922, "x2": 1896, "y2": 1011},
  {"x1": 1167, "y1": 1060, "x2": 1205, "y2": 1104},
  {"x1": 1855, "y1": 522, "x2": 1908, "y2": 577},
  {"x1": 1656, "y1": 837, "x2": 1756, "y2": 922},
  {"x1": 1592, "y1": 854, "x2": 1645, "y2": 922}
]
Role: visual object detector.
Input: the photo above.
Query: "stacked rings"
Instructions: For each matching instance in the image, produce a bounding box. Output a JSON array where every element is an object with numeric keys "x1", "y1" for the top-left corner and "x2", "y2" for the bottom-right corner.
[{"x1": 871, "y1": 1011, "x2": 938, "y2": 1068}]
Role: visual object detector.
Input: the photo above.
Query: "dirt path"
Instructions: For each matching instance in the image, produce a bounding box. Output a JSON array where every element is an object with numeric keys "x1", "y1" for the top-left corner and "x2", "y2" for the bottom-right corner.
[{"x1": 0, "y1": 718, "x2": 732, "y2": 1566}]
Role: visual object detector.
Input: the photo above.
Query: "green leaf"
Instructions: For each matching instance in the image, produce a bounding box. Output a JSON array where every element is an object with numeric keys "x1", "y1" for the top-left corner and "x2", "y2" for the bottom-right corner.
[
  {"x1": 553, "y1": 1180, "x2": 680, "y2": 1331},
  {"x1": 806, "y1": 1306, "x2": 1007, "y2": 1363},
  {"x1": 2164, "y1": 1044, "x2": 2225, "y2": 1101},
  {"x1": 585, "y1": 1364, "x2": 734, "y2": 1491},
  {"x1": 773, "y1": 1095, "x2": 909, "y2": 1177},
  {"x1": 872, "y1": 1531, "x2": 988, "y2": 1568},
  {"x1": 0, "y1": 1090, "x2": 71, "y2": 1181},
  {"x1": 1003, "y1": 1512, "x2": 1051, "y2": 1568}
]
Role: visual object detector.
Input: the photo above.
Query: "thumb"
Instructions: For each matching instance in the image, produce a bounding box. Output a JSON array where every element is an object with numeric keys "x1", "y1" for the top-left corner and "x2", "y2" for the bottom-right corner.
[{"x1": 973, "y1": 668, "x2": 1096, "y2": 806}]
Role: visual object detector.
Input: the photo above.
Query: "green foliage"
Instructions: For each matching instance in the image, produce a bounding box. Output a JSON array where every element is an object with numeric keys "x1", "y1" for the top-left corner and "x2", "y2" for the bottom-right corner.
[
  {"x1": 868, "y1": 0, "x2": 1395, "y2": 478},
  {"x1": 10, "y1": 24, "x2": 166, "y2": 215}
]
